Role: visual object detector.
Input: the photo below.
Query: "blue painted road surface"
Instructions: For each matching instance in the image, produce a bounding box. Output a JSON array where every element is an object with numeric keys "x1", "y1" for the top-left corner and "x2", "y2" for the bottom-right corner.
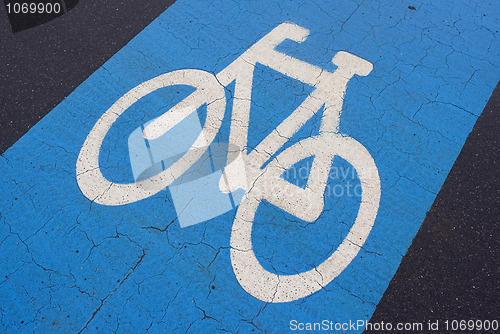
[{"x1": 1, "y1": 0, "x2": 499, "y2": 332}]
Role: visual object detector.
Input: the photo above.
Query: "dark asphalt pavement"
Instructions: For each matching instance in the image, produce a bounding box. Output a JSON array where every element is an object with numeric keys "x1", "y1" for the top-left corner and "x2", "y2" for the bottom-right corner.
[
  {"x1": 367, "y1": 83, "x2": 499, "y2": 332},
  {"x1": 0, "y1": 0, "x2": 175, "y2": 154}
]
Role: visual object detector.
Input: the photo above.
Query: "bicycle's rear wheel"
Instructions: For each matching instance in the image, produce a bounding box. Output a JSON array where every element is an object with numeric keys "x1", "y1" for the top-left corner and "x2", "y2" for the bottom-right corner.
[{"x1": 230, "y1": 133, "x2": 381, "y2": 302}]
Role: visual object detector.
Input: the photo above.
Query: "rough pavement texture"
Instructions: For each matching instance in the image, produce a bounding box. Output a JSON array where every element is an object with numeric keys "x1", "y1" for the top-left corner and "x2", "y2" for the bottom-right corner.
[
  {"x1": 367, "y1": 82, "x2": 500, "y2": 331},
  {"x1": 0, "y1": 0, "x2": 498, "y2": 332},
  {"x1": 0, "y1": 0, "x2": 176, "y2": 154}
]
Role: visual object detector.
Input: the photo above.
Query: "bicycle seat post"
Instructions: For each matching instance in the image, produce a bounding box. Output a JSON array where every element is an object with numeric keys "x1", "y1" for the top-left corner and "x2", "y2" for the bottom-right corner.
[{"x1": 317, "y1": 52, "x2": 373, "y2": 133}]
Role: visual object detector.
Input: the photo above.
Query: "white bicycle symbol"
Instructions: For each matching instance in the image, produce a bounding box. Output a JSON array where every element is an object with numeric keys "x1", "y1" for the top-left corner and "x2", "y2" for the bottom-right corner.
[{"x1": 76, "y1": 22, "x2": 381, "y2": 303}]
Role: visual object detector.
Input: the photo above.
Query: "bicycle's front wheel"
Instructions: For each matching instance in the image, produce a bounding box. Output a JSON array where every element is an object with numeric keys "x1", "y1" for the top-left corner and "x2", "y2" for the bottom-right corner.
[
  {"x1": 230, "y1": 134, "x2": 381, "y2": 302},
  {"x1": 76, "y1": 69, "x2": 226, "y2": 205}
]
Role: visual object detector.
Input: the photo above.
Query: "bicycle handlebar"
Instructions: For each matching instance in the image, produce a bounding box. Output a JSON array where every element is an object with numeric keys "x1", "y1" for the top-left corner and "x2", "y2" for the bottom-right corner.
[{"x1": 218, "y1": 22, "x2": 372, "y2": 89}]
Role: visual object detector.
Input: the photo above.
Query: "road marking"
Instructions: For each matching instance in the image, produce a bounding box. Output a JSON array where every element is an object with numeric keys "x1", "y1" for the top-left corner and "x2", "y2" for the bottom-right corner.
[
  {"x1": 76, "y1": 23, "x2": 380, "y2": 302},
  {"x1": 1, "y1": 0, "x2": 498, "y2": 332}
]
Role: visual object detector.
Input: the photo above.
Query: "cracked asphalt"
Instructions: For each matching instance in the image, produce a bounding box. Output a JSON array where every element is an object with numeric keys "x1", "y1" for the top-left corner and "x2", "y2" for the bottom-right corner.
[{"x1": 0, "y1": 0, "x2": 498, "y2": 333}]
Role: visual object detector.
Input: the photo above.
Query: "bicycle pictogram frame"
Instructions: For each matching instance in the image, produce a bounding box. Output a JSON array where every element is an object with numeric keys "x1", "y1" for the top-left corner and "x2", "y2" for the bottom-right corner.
[{"x1": 76, "y1": 22, "x2": 381, "y2": 302}]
